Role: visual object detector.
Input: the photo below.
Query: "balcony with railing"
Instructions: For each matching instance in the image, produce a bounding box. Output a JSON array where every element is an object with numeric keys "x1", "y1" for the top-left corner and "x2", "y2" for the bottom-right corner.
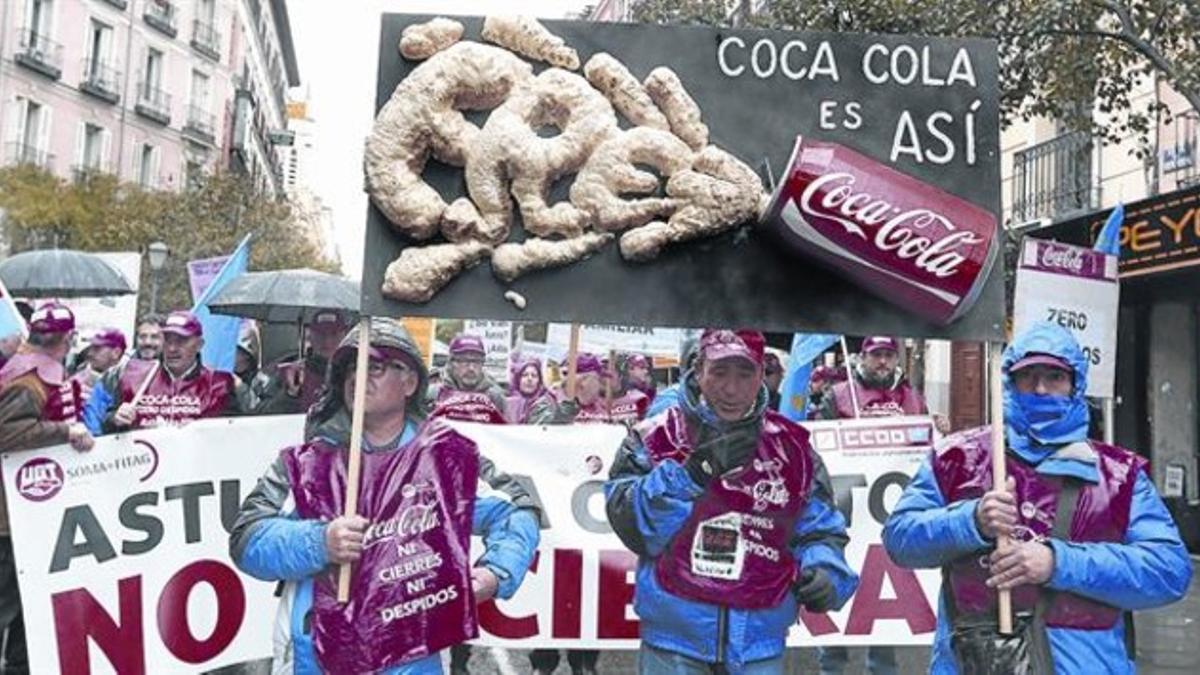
[
  {"x1": 6, "y1": 142, "x2": 55, "y2": 171},
  {"x1": 143, "y1": 0, "x2": 177, "y2": 37},
  {"x1": 135, "y1": 81, "x2": 172, "y2": 125},
  {"x1": 1011, "y1": 130, "x2": 1099, "y2": 224},
  {"x1": 184, "y1": 105, "x2": 216, "y2": 144},
  {"x1": 1163, "y1": 111, "x2": 1198, "y2": 190},
  {"x1": 14, "y1": 27, "x2": 63, "y2": 79},
  {"x1": 80, "y1": 58, "x2": 122, "y2": 104},
  {"x1": 191, "y1": 20, "x2": 221, "y2": 60}
]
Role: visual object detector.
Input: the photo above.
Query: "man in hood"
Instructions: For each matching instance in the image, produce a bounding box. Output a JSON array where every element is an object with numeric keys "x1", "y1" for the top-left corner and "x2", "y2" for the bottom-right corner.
[
  {"x1": 230, "y1": 318, "x2": 539, "y2": 674},
  {"x1": 605, "y1": 329, "x2": 857, "y2": 674},
  {"x1": 884, "y1": 322, "x2": 1192, "y2": 674}
]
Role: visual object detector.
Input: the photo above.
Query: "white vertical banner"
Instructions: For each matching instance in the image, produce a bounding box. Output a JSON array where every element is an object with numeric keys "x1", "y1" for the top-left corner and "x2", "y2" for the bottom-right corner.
[
  {"x1": 1013, "y1": 239, "x2": 1120, "y2": 398},
  {"x1": 463, "y1": 320, "x2": 512, "y2": 383}
]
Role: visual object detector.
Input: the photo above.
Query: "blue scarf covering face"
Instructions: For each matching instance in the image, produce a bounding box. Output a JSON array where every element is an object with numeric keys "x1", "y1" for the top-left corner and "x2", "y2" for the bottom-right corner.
[{"x1": 1004, "y1": 390, "x2": 1090, "y2": 459}]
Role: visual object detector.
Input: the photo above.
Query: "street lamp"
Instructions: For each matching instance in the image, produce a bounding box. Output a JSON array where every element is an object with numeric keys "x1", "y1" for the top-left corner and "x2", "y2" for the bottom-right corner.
[{"x1": 147, "y1": 241, "x2": 169, "y2": 314}]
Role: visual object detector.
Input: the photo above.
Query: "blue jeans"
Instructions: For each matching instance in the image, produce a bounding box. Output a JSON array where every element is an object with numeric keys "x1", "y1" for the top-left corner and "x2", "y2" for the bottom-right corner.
[
  {"x1": 816, "y1": 645, "x2": 897, "y2": 675},
  {"x1": 638, "y1": 643, "x2": 784, "y2": 675}
]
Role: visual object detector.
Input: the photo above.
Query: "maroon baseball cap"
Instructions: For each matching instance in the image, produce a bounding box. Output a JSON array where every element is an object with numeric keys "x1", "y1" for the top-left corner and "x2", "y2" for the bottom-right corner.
[
  {"x1": 700, "y1": 329, "x2": 766, "y2": 366},
  {"x1": 161, "y1": 311, "x2": 203, "y2": 338},
  {"x1": 861, "y1": 336, "x2": 899, "y2": 354},
  {"x1": 28, "y1": 303, "x2": 75, "y2": 334},
  {"x1": 574, "y1": 353, "x2": 604, "y2": 375},
  {"x1": 90, "y1": 327, "x2": 127, "y2": 352},
  {"x1": 449, "y1": 334, "x2": 486, "y2": 356},
  {"x1": 1009, "y1": 352, "x2": 1071, "y2": 373}
]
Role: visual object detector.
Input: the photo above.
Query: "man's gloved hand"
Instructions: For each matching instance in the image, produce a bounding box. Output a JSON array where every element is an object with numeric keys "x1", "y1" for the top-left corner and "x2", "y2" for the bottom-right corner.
[
  {"x1": 683, "y1": 442, "x2": 719, "y2": 487},
  {"x1": 794, "y1": 568, "x2": 838, "y2": 613}
]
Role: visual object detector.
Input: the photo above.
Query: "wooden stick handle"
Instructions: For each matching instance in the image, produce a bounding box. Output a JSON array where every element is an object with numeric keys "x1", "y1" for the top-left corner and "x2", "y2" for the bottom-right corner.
[
  {"x1": 337, "y1": 318, "x2": 372, "y2": 603},
  {"x1": 565, "y1": 324, "x2": 581, "y2": 400},
  {"x1": 989, "y1": 341, "x2": 1013, "y2": 634}
]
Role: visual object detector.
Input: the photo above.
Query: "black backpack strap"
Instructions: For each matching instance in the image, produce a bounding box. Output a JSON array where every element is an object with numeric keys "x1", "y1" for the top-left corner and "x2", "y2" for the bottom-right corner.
[{"x1": 1028, "y1": 476, "x2": 1083, "y2": 673}]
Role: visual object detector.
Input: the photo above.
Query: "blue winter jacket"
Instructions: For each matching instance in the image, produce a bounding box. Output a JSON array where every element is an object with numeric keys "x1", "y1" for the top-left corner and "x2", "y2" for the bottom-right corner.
[
  {"x1": 230, "y1": 420, "x2": 540, "y2": 674},
  {"x1": 605, "y1": 375, "x2": 858, "y2": 671},
  {"x1": 883, "y1": 321, "x2": 1192, "y2": 674}
]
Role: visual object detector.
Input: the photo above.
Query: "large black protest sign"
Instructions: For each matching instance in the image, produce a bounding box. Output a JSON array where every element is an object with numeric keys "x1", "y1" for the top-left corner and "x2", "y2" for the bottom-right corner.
[{"x1": 361, "y1": 15, "x2": 1003, "y2": 340}]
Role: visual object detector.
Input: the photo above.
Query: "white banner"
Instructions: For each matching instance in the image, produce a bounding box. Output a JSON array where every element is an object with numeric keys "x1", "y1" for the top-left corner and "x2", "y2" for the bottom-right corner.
[
  {"x1": 464, "y1": 320, "x2": 513, "y2": 384},
  {"x1": 546, "y1": 324, "x2": 689, "y2": 359},
  {"x1": 1013, "y1": 238, "x2": 1120, "y2": 398},
  {"x1": 5, "y1": 415, "x2": 938, "y2": 674},
  {"x1": 3, "y1": 416, "x2": 302, "y2": 674},
  {"x1": 56, "y1": 252, "x2": 142, "y2": 344}
]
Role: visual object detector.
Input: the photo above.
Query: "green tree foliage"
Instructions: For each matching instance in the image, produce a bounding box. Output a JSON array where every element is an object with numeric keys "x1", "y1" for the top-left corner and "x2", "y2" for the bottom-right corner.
[
  {"x1": 0, "y1": 167, "x2": 340, "y2": 315},
  {"x1": 633, "y1": 0, "x2": 1200, "y2": 147}
]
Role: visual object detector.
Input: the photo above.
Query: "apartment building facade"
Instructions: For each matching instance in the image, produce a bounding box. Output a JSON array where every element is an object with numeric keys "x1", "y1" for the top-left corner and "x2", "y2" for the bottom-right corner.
[{"x1": 0, "y1": 0, "x2": 298, "y2": 196}]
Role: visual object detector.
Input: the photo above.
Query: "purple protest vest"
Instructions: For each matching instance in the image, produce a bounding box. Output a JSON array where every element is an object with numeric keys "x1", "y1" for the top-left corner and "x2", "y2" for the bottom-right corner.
[
  {"x1": 433, "y1": 391, "x2": 508, "y2": 424},
  {"x1": 644, "y1": 408, "x2": 814, "y2": 609},
  {"x1": 570, "y1": 390, "x2": 649, "y2": 426},
  {"x1": 283, "y1": 419, "x2": 481, "y2": 673},
  {"x1": 831, "y1": 379, "x2": 927, "y2": 419},
  {"x1": 933, "y1": 429, "x2": 1144, "y2": 629},
  {"x1": 0, "y1": 352, "x2": 82, "y2": 422}
]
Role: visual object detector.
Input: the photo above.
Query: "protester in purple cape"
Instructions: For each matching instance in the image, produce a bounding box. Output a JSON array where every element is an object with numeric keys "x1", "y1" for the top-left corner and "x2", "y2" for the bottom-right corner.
[
  {"x1": 229, "y1": 318, "x2": 539, "y2": 675},
  {"x1": 0, "y1": 303, "x2": 95, "y2": 675},
  {"x1": 428, "y1": 334, "x2": 508, "y2": 415},
  {"x1": 504, "y1": 357, "x2": 557, "y2": 424},
  {"x1": 622, "y1": 353, "x2": 657, "y2": 405},
  {"x1": 604, "y1": 329, "x2": 858, "y2": 674},
  {"x1": 818, "y1": 336, "x2": 927, "y2": 421},
  {"x1": 256, "y1": 309, "x2": 351, "y2": 415},
  {"x1": 884, "y1": 321, "x2": 1192, "y2": 674}
]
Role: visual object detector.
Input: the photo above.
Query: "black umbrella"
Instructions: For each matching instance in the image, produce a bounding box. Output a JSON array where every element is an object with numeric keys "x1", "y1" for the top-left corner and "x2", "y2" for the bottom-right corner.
[
  {"x1": 0, "y1": 249, "x2": 135, "y2": 298},
  {"x1": 206, "y1": 269, "x2": 359, "y2": 324}
]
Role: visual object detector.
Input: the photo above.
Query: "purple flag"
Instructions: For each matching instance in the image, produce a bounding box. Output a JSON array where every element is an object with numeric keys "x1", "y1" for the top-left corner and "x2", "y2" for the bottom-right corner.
[{"x1": 284, "y1": 420, "x2": 481, "y2": 673}]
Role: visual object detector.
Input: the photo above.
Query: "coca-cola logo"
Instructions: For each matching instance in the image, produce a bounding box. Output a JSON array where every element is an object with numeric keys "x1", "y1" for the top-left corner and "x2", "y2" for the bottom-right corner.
[
  {"x1": 15, "y1": 457, "x2": 64, "y2": 502},
  {"x1": 797, "y1": 172, "x2": 984, "y2": 278},
  {"x1": 1039, "y1": 245, "x2": 1086, "y2": 273}
]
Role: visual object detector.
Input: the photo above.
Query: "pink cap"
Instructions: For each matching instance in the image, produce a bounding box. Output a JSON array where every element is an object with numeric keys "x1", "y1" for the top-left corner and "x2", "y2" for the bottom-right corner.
[
  {"x1": 90, "y1": 328, "x2": 127, "y2": 352},
  {"x1": 700, "y1": 329, "x2": 766, "y2": 366},
  {"x1": 1010, "y1": 353, "x2": 1071, "y2": 373},
  {"x1": 161, "y1": 311, "x2": 203, "y2": 338},
  {"x1": 574, "y1": 353, "x2": 604, "y2": 375},
  {"x1": 861, "y1": 336, "x2": 899, "y2": 354},
  {"x1": 28, "y1": 303, "x2": 75, "y2": 334},
  {"x1": 449, "y1": 334, "x2": 485, "y2": 356}
]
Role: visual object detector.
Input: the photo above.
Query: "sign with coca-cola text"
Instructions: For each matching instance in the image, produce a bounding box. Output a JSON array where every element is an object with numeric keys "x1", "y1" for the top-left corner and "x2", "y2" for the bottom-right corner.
[
  {"x1": 1013, "y1": 238, "x2": 1119, "y2": 397},
  {"x1": 361, "y1": 16, "x2": 1002, "y2": 340}
]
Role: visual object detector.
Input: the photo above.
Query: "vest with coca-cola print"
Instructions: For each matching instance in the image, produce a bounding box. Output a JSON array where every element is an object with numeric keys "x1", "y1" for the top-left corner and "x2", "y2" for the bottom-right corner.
[
  {"x1": 116, "y1": 359, "x2": 235, "y2": 429},
  {"x1": 644, "y1": 407, "x2": 814, "y2": 609},
  {"x1": 571, "y1": 390, "x2": 648, "y2": 425},
  {"x1": 431, "y1": 391, "x2": 507, "y2": 424},
  {"x1": 831, "y1": 378, "x2": 926, "y2": 419},
  {"x1": 933, "y1": 428, "x2": 1144, "y2": 629},
  {"x1": 0, "y1": 352, "x2": 82, "y2": 422}
]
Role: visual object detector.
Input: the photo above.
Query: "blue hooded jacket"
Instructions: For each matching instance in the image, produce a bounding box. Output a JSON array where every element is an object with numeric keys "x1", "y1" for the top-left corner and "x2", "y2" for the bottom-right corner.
[
  {"x1": 883, "y1": 321, "x2": 1192, "y2": 674},
  {"x1": 605, "y1": 373, "x2": 858, "y2": 670}
]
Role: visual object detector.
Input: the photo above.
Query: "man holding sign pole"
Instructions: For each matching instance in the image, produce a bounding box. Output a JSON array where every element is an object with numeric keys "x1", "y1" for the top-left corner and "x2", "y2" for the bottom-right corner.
[
  {"x1": 230, "y1": 318, "x2": 539, "y2": 674},
  {"x1": 883, "y1": 322, "x2": 1192, "y2": 673},
  {"x1": 606, "y1": 329, "x2": 857, "y2": 674}
]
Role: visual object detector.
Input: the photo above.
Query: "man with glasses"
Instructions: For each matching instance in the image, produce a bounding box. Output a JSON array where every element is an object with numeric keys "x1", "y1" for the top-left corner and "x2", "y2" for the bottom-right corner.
[
  {"x1": 231, "y1": 318, "x2": 539, "y2": 675},
  {"x1": 429, "y1": 334, "x2": 508, "y2": 416},
  {"x1": 0, "y1": 303, "x2": 95, "y2": 675}
]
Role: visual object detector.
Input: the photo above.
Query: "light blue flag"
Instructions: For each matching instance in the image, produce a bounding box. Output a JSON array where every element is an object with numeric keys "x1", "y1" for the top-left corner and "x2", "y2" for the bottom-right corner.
[
  {"x1": 1093, "y1": 203, "x2": 1124, "y2": 256},
  {"x1": 192, "y1": 234, "x2": 252, "y2": 373},
  {"x1": 0, "y1": 277, "x2": 27, "y2": 340},
  {"x1": 778, "y1": 333, "x2": 840, "y2": 422}
]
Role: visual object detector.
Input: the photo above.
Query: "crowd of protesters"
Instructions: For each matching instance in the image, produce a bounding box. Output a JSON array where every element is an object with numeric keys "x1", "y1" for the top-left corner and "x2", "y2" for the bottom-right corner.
[{"x1": 0, "y1": 304, "x2": 1192, "y2": 675}]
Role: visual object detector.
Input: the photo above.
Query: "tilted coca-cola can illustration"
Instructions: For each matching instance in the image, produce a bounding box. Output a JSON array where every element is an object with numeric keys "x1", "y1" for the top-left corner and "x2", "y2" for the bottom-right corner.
[{"x1": 759, "y1": 137, "x2": 999, "y2": 325}]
